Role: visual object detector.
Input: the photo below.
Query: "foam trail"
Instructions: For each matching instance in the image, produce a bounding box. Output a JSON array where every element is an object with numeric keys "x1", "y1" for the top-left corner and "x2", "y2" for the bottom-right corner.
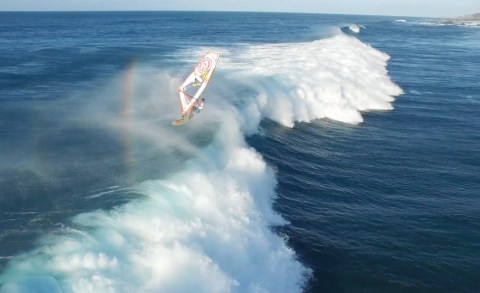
[{"x1": 0, "y1": 31, "x2": 402, "y2": 292}]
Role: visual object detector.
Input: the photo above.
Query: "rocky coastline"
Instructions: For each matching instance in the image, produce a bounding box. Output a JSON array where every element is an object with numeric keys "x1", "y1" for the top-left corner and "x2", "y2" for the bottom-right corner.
[{"x1": 444, "y1": 13, "x2": 480, "y2": 26}]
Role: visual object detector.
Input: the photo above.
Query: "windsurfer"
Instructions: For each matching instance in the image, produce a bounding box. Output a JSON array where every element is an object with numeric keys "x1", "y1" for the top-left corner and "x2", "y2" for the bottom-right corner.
[
  {"x1": 196, "y1": 98, "x2": 205, "y2": 113},
  {"x1": 172, "y1": 52, "x2": 219, "y2": 126}
]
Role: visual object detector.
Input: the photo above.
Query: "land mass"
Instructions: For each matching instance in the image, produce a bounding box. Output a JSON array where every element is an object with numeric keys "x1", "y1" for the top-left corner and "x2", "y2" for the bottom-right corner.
[
  {"x1": 443, "y1": 13, "x2": 480, "y2": 26},
  {"x1": 454, "y1": 13, "x2": 480, "y2": 21}
]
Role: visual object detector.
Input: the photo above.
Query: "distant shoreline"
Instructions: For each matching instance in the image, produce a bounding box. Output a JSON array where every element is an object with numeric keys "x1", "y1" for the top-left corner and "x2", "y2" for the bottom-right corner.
[{"x1": 443, "y1": 13, "x2": 480, "y2": 26}]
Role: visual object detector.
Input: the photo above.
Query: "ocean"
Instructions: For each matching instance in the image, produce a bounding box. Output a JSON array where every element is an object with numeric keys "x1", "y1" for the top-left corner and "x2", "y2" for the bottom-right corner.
[{"x1": 0, "y1": 11, "x2": 479, "y2": 292}]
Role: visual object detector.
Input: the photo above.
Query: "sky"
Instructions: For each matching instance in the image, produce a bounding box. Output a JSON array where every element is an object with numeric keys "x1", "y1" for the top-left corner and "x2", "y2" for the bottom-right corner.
[{"x1": 0, "y1": 0, "x2": 479, "y2": 18}]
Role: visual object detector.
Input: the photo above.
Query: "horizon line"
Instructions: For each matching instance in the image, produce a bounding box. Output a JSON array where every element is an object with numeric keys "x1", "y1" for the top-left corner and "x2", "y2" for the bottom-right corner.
[{"x1": 0, "y1": 10, "x2": 444, "y2": 19}]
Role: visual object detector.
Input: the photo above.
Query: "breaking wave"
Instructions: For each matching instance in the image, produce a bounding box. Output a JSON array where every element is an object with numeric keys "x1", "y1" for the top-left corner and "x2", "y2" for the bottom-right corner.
[
  {"x1": 217, "y1": 32, "x2": 402, "y2": 132},
  {"x1": 0, "y1": 30, "x2": 401, "y2": 292}
]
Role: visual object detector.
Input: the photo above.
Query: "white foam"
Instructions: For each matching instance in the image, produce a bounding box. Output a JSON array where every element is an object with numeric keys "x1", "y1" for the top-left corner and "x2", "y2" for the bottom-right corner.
[
  {"x1": 348, "y1": 24, "x2": 361, "y2": 33},
  {"x1": 0, "y1": 131, "x2": 307, "y2": 292},
  {"x1": 0, "y1": 31, "x2": 402, "y2": 292},
  {"x1": 219, "y1": 33, "x2": 402, "y2": 133}
]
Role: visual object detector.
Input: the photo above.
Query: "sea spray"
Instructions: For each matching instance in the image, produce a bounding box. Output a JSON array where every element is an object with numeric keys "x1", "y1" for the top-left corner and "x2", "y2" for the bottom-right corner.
[
  {"x1": 0, "y1": 120, "x2": 309, "y2": 292},
  {"x1": 1, "y1": 29, "x2": 401, "y2": 293}
]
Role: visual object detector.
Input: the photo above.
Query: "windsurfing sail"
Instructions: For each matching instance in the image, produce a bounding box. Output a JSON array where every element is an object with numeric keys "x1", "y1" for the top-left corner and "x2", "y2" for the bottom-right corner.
[{"x1": 177, "y1": 52, "x2": 220, "y2": 117}]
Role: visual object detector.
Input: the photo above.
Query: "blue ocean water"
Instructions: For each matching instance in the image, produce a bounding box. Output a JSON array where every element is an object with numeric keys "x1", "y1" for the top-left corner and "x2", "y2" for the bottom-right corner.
[{"x1": 0, "y1": 12, "x2": 479, "y2": 292}]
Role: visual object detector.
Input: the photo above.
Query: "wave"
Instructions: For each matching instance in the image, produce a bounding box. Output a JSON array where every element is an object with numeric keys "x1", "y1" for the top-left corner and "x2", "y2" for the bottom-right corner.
[
  {"x1": 0, "y1": 30, "x2": 402, "y2": 292},
  {"x1": 340, "y1": 24, "x2": 365, "y2": 34},
  {"x1": 217, "y1": 32, "x2": 402, "y2": 132}
]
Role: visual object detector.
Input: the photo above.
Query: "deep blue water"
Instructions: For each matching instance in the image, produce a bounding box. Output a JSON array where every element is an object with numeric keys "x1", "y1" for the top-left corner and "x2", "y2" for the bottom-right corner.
[
  {"x1": 249, "y1": 17, "x2": 480, "y2": 292},
  {"x1": 1, "y1": 11, "x2": 479, "y2": 292}
]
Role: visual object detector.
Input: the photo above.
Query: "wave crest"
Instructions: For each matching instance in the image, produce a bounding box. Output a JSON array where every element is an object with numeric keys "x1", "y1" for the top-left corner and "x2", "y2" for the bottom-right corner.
[{"x1": 217, "y1": 32, "x2": 402, "y2": 133}]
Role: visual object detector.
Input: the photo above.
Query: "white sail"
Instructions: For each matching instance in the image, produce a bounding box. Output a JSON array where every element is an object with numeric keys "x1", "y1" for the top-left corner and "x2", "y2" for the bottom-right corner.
[{"x1": 178, "y1": 52, "x2": 220, "y2": 115}]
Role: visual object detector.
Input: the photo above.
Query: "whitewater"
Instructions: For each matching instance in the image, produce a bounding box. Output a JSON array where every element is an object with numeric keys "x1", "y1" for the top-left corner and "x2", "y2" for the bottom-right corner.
[{"x1": 0, "y1": 26, "x2": 402, "y2": 292}]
